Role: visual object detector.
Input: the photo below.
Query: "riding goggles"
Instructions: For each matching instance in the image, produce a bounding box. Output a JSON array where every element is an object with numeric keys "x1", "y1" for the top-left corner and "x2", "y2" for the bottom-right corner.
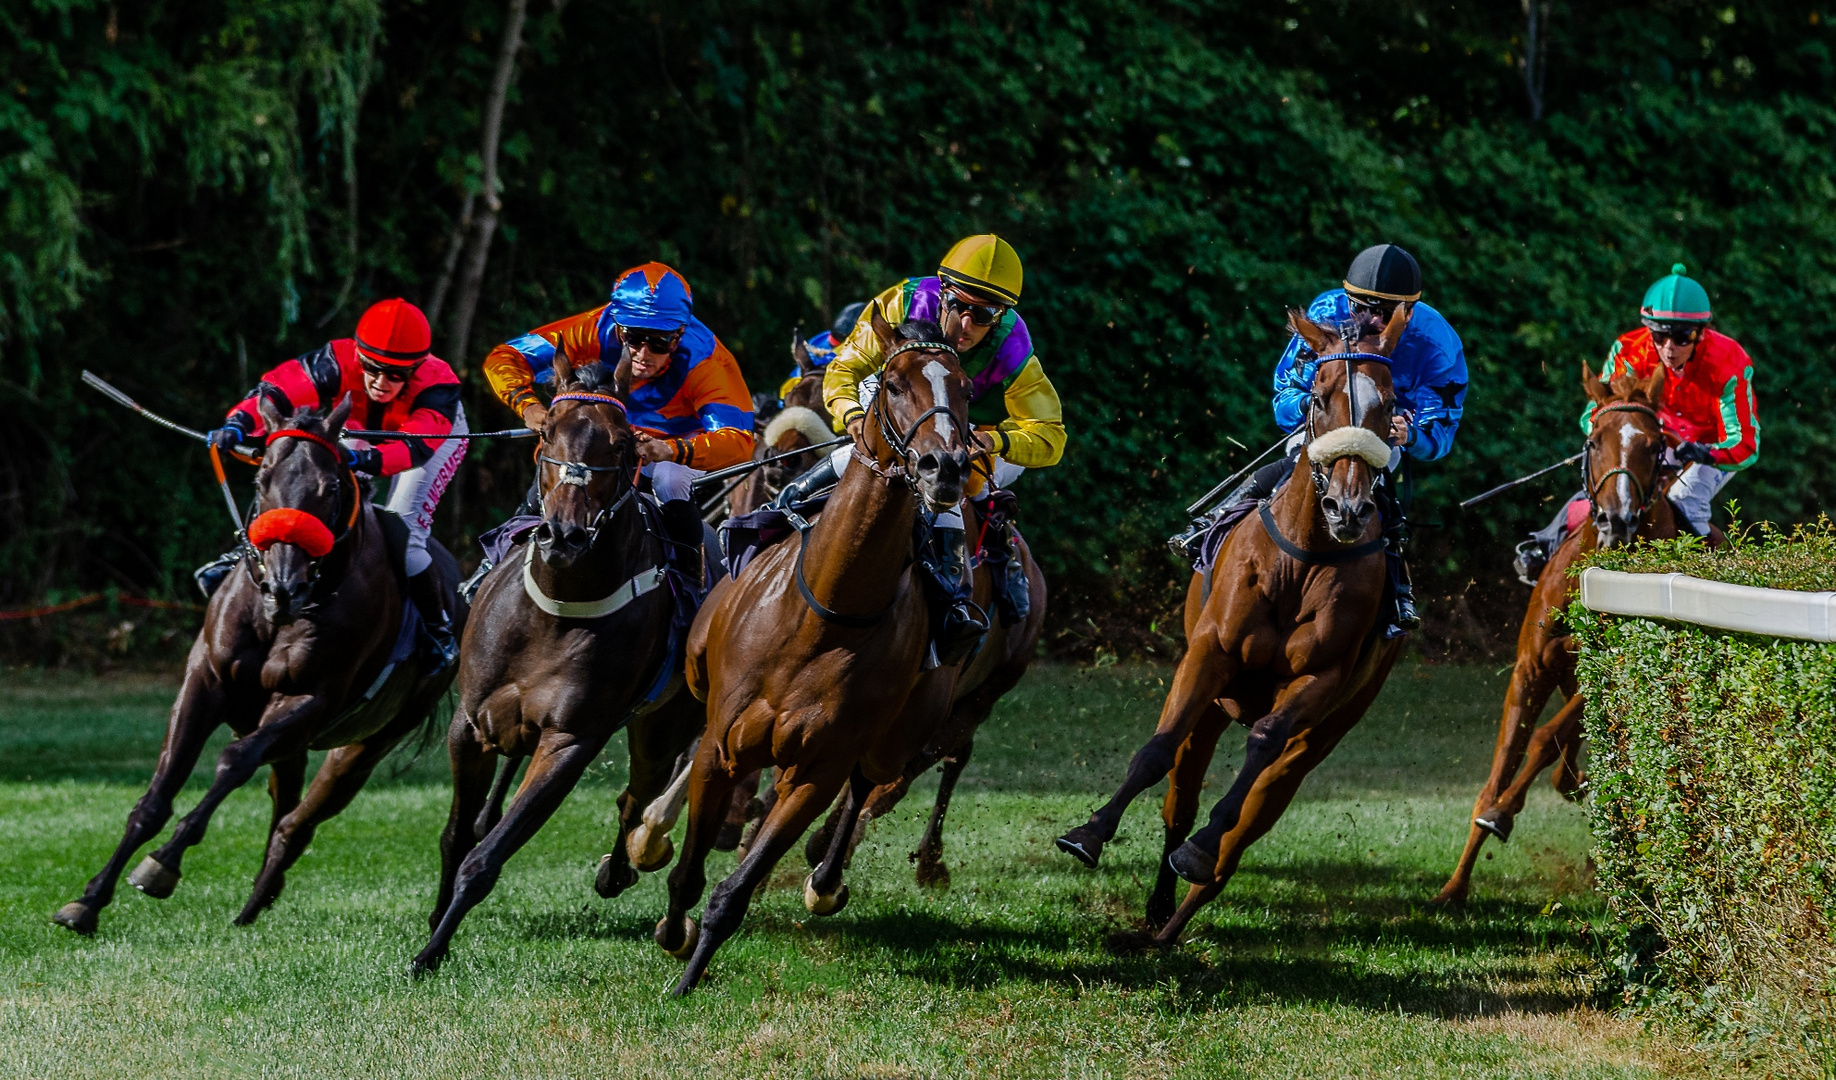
[
  {"x1": 619, "y1": 325, "x2": 683, "y2": 354},
  {"x1": 1643, "y1": 322, "x2": 1703, "y2": 345},
  {"x1": 1345, "y1": 290, "x2": 1404, "y2": 316},
  {"x1": 941, "y1": 287, "x2": 1008, "y2": 328},
  {"x1": 360, "y1": 360, "x2": 416, "y2": 383}
]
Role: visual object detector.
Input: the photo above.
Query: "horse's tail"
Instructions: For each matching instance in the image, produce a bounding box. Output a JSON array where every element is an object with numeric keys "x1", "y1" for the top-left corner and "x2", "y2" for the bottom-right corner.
[{"x1": 387, "y1": 682, "x2": 457, "y2": 779}]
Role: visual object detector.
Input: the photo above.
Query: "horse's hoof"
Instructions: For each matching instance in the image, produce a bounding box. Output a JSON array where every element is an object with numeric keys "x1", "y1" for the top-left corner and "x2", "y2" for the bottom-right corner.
[
  {"x1": 1105, "y1": 928, "x2": 1162, "y2": 954},
  {"x1": 127, "y1": 855, "x2": 181, "y2": 899},
  {"x1": 913, "y1": 859, "x2": 951, "y2": 890},
  {"x1": 1430, "y1": 884, "x2": 1469, "y2": 907},
  {"x1": 407, "y1": 949, "x2": 443, "y2": 980},
  {"x1": 1055, "y1": 827, "x2": 1103, "y2": 868},
  {"x1": 1559, "y1": 775, "x2": 1589, "y2": 803},
  {"x1": 628, "y1": 827, "x2": 675, "y2": 874},
  {"x1": 1473, "y1": 809, "x2": 1514, "y2": 842},
  {"x1": 655, "y1": 916, "x2": 699, "y2": 961},
  {"x1": 802, "y1": 874, "x2": 850, "y2": 916},
  {"x1": 1144, "y1": 892, "x2": 1176, "y2": 932},
  {"x1": 1167, "y1": 842, "x2": 1217, "y2": 885},
  {"x1": 594, "y1": 854, "x2": 639, "y2": 899},
  {"x1": 51, "y1": 902, "x2": 97, "y2": 936},
  {"x1": 712, "y1": 820, "x2": 743, "y2": 852}
]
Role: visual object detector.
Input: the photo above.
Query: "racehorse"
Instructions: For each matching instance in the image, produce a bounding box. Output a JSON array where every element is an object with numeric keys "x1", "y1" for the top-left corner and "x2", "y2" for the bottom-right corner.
[
  {"x1": 54, "y1": 394, "x2": 463, "y2": 934},
  {"x1": 656, "y1": 311, "x2": 973, "y2": 994},
  {"x1": 1056, "y1": 305, "x2": 1411, "y2": 944},
  {"x1": 724, "y1": 331, "x2": 833, "y2": 518},
  {"x1": 410, "y1": 356, "x2": 701, "y2": 974},
  {"x1": 1434, "y1": 362, "x2": 1677, "y2": 905}
]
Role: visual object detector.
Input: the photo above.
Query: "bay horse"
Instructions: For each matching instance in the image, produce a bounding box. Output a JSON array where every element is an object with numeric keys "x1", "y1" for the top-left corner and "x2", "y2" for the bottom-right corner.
[
  {"x1": 410, "y1": 356, "x2": 705, "y2": 974},
  {"x1": 657, "y1": 310, "x2": 973, "y2": 994},
  {"x1": 1434, "y1": 362, "x2": 1677, "y2": 905},
  {"x1": 54, "y1": 394, "x2": 463, "y2": 934},
  {"x1": 1056, "y1": 305, "x2": 1411, "y2": 945},
  {"x1": 724, "y1": 330, "x2": 833, "y2": 518}
]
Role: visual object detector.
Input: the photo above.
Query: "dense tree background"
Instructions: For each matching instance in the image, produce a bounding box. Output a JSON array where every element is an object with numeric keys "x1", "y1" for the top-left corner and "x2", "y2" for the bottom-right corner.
[{"x1": 5, "y1": 0, "x2": 1834, "y2": 660}]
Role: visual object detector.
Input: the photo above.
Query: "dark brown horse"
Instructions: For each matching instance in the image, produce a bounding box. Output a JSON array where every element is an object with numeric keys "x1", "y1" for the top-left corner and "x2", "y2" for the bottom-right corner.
[
  {"x1": 54, "y1": 395, "x2": 463, "y2": 934},
  {"x1": 1434, "y1": 363, "x2": 1680, "y2": 904},
  {"x1": 657, "y1": 311, "x2": 973, "y2": 994},
  {"x1": 1057, "y1": 305, "x2": 1411, "y2": 945},
  {"x1": 410, "y1": 356, "x2": 705, "y2": 974}
]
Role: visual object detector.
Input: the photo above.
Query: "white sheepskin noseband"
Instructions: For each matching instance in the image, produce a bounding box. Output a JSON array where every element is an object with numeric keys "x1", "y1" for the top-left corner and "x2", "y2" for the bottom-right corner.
[
  {"x1": 763, "y1": 406, "x2": 832, "y2": 448},
  {"x1": 1307, "y1": 425, "x2": 1392, "y2": 470}
]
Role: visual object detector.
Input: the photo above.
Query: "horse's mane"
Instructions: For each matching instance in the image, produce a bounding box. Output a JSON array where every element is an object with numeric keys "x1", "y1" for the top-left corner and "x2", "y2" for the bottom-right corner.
[
  {"x1": 571, "y1": 360, "x2": 618, "y2": 393},
  {"x1": 895, "y1": 318, "x2": 946, "y2": 344}
]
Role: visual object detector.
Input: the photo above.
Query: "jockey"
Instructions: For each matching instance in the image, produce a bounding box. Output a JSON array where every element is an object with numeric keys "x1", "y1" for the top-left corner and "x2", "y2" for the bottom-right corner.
[
  {"x1": 771, "y1": 234, "x2": 1065, "y2": 652},
  {"x1": 482, "y1": 261, "x2": 754, "y2": 585},
  {"x1": 778, "y1": 300, "x2": 867, "y2": 405},
  {"x1": 200, "y1": 298, "x2": 467, "y2": 667},
  {"x1": 1171, "y1": 243, "x2": 1469, "y2": 634},
  {"x1": 1513, "y1": 263, "x2": 1758, "y2": 583}
]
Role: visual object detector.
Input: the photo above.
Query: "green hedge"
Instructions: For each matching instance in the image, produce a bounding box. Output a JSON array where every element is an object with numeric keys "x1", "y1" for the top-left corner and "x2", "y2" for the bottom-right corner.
[{"x1": 1574, "y1": 536, "x2": 1836, "y2": 1073}]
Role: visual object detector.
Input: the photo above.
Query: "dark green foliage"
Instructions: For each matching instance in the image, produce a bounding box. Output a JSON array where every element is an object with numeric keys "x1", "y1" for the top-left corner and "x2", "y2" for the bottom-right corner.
[
  {"x1": 6, "y1": 1, "x2": 1836, "y2": 658},
  {"x1": 1573, "y1": 543, "x2": 1836, "y2": 1071}
]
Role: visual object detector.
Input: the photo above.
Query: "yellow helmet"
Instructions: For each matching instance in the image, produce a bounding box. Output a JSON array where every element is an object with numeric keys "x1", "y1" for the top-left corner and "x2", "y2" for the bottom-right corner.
[{"x1": 938, "y1": 234, "x2": 1023, "y2": 307}]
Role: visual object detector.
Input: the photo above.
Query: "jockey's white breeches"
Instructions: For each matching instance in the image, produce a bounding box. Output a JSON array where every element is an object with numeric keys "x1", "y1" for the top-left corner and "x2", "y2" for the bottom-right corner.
[
  {"x1": 1667, "y1": 461, "x2": 1735, "y2": 536},
  {"x1": 826, "y1": 444, "x2": 1024, "y2": 529},
  {"x1": 644, "y1": 460, "x2": 704, "y2": 504},
  {"x1": 383, "y1": 405, "x2": 468, "y2": 576}
]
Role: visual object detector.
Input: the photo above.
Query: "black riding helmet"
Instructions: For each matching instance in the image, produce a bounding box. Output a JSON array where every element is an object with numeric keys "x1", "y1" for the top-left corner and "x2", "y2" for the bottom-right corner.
[
  {"x1": 832, "y1": 301, "x2": 868, "y2": 342},
  {"x1": 1343, "y1": 244, "x2": 1422, "y2": 308}
]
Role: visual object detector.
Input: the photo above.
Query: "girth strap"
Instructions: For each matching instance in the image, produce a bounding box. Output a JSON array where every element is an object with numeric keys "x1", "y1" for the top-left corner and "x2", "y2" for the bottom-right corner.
[
  {"x1": 1258, "y1": 502, "x2": 1384, "y2": 566},
  {"x1": 521, "y1": 542, "x2": 666, "y2": 619}
]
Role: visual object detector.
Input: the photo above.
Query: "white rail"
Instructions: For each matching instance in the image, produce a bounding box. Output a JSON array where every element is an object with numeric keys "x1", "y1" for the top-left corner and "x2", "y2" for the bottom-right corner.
[{"x1": 1578, "y1": 567, "x2": 1836, "y2": 642}]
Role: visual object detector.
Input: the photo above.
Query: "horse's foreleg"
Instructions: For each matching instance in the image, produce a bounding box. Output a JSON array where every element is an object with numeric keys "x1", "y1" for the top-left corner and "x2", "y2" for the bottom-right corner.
[
  {"x1": 1475, "y1": 695, "x2": 1586, "y2": 842},
  {"x1": 657, "y1": 735, "x2": 742, "y2": 962},
  {"x1": 1435, "y1": 659, "x2": 1565, "y2": 905},
  {"x1": 236, "y1": 728, "x2": 409, "y2": 926},
  {"x1": 1058, "y1": 633, "x2": 1236, "y2": 867},
  {"x1": 413, "y1": 728, "x2": 607, "y2": 975},
  {"x1": 805, "y1": 766, "x2": 875, "y2": 912},
  {"x1": 1149, "y1": 702, "x2": 1229, "y2": 930},
  {"x1": 134, "y1": 693, "x2": 324, "y2": 898},
  {"x1": 715, "y1": 770, "x2": 763, "y2": 852},
  {"x1": 428, "y1": 713, "x2": 495, "y2": 933},
  {"x1": 911, "y1": 739, "x2": 973, "y2": 889},
  {"x1": 54, "y1": 667, "x2": 227, "y2": 934},
  {"x1": 672, "y1": 766, "x2": 846, "y2": 996}
]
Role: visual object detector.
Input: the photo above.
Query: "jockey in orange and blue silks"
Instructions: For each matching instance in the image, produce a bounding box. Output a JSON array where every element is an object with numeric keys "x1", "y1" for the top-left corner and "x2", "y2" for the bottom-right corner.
[{"x1": 483, "y1": 261, "x2": 755, "y2": 581}]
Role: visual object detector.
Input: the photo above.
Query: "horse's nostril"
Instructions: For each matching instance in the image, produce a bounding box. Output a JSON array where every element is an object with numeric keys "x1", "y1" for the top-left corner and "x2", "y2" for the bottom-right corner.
[
  {"x1": 916, "y1": 452, "x2": 939, "y2": 474},
  {"x1": 1321, "y1": 496, "x2": 1341, "y2": 516}
]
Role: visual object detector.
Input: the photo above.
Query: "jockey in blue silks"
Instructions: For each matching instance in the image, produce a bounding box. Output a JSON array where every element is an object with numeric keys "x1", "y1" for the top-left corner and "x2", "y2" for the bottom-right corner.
[{"x1": 1172, "y1": 243, "x2": 1469, "y2": 635}]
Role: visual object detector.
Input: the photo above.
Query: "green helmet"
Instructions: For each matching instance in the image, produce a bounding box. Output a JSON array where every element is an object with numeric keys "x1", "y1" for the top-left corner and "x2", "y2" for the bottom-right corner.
[{"x1": 1640, "y1": 263, "x2": 1712, "y2": 326}]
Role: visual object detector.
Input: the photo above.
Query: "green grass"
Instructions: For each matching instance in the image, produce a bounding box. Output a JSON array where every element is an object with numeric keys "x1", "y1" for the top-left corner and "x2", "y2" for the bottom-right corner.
[{"x1": 0, "y1": 663, "x2": 1702, "y2": 1079}]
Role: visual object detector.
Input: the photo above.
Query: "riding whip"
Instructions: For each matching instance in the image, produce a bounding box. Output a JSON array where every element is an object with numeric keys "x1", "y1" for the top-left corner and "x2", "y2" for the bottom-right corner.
[
  {"x1": 689, "y1": 436, "x2": 850, "y2": 492},
  {"x1": 81, "y1": 371, "x2": 213, "y2": 443},
  {"x1": 1458, "y1": 451, "x2": 1584, "y2": 509},
  {"x1": 1184, "y1": 433, "x2": 1292, "y2": 517},
  {"x1": 344, "y1": 427, "x2": 536, "y2": 441}
]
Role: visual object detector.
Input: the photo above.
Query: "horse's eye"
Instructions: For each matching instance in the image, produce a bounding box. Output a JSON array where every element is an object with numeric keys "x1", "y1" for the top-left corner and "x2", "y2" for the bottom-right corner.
[{"x1": 886, "y1": 380, "x2": 907, "y2": 397}]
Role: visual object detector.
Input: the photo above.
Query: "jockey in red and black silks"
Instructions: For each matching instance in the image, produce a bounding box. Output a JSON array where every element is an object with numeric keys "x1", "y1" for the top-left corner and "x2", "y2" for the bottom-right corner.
[{"x1": 204, "y1": 298, "x2": 467, "y2": 666}]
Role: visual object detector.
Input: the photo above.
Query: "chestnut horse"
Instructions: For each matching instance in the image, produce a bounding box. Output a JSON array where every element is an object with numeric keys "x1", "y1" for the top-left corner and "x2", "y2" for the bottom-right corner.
[
  {"x1": 1057, "y1": 305, "x2": 1411, "y2": 944},
  {"x1": 1434, "y1": 363, "x2": 1679, "y2": 904},
  {"x1": 410, "y1": 357, "x2": 702, "y2": 974},
  {"x1": 658, "y1": 311, "x2": 973, "y2": 994},
  {"x1": 55, "y1": 395, "x2": 463, "y2": 934}
]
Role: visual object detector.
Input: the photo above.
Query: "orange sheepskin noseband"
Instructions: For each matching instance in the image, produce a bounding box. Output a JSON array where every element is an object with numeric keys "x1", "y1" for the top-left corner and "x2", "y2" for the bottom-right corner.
[{"x1": 247, "y1": 508, "x2": 335, "y2": 557}]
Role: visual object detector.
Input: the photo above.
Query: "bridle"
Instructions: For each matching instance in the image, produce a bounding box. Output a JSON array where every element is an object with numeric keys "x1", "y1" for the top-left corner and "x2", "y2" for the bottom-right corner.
[
  {"x1": 241, "y1": 426, "x2": 362, "y2": 596},
  {"x1": 1303, "y1": 346, "x2": 1394, "y2": 498},
  {"x1": 1582, "y1": 401, "x2": 1664, "y2": 520},
  {"x1": 536, "y1": 392, "x2": 639, "y2": 543}
]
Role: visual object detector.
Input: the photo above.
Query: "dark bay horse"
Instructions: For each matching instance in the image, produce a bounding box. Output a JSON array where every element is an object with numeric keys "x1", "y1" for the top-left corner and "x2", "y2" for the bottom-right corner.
[
  {"x1": 658, "y1": 311, "x2": 973, "y2": 994},
  {"x1": 1057, "y1": 305, "x2": 1411, "y2": 944},
  {"x1": 1434, "y1": 363, "x2": 1679, "y2": 904},
  {"x1": 410, "y1": 357, "x2": 704, "y2": 974},
  {"x1": 55, "y1": 394, "x2": 462, "y2": 934}
]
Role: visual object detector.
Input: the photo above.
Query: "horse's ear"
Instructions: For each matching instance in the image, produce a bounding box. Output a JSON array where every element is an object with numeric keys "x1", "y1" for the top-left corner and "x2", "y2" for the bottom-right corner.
[
  {"x1": 869, "y1": 303, "x2": 899, "y2": 355},
  {"x1": 611, "y1": 349, "x2": 633, "y2": 398},
  {"x1": 257, "y1": 392, "x2": 285, "y2": 435},
  {"x1": 1375, "y1": 302, "x2": 1413, "y2": 356},
  {"x1": 326, "y1": 392, "x2": 353, "y2": 435},
  {"x1": 552, "y1": 352, "x2": 574, "y2": 389},
  {"x1": 1581, "y1": 358, "x2": 1611, "y2": 404},
  {"x1": 1286, "y1": 308, "x2": 1338, "y2": 356},
  {"x1": 1638, "y1": 361, "x2": 1667, "y2": 405},
  {"x1": 792, "y1": 328, "x2": 815, "y2": 375}
]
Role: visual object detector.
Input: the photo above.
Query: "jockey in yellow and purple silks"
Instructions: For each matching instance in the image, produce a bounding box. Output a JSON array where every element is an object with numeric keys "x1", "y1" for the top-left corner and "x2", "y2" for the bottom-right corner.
[
  {"x1": 770, "y1": 234, "x2": 1064, "y2": 651},
  {"x1": 482, "y1": 261, "x2": 754, "y2": 583}
]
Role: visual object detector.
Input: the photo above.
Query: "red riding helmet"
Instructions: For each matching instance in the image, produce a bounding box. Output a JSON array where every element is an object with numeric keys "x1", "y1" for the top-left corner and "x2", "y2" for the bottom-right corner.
[{"x1": 354, "y1": 299, "x2": 432, "y2": 367}]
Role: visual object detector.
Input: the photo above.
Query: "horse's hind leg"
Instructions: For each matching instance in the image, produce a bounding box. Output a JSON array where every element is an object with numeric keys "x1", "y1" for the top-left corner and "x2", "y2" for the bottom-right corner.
[
  {"x1": 413, "y1": 728, "x2": 608, "y2": 975},
  {"x1": 716, "y1": 770, "x2": 762, "y2": 852},
  {"x1": 1148, "y1": 701, "x2": 1228, "y2": 931},
  {"x1": 54, "y1": 667, "x2": 227, "y2": 934},
  {"x1": 599, "y1": 696, "x2": 699, "y2": 899},
  {"x1": 805, "y1": 767, "x2": 875, "y2": 914},
  {"x1": 910, "y1": 740, "x2": 972, "y2": 889},
  {"x1": 1475, "y1": 696, "x2": 1586, "y2": 842},
  {"x1": 475, "y1": 755, "x2": 523, "y2": 841},
  {"x1": 1058, "y1": 630, "x2": 1236, "y2": 867},
  {"x1": 235, "y1": 728, "x2": 410, "y2": 926}
]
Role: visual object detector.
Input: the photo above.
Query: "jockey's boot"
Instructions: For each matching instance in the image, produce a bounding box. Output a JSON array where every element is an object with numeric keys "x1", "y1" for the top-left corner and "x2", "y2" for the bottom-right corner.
[
  {"x1": 193, "y1": 550, "x2": 241, "y2": 601},
  {"x1": 931, "y1": 527, "x2": 989, "y2": 666},
  {"x1": 1382, "y1": 496, "x2": 1420, "y2": 636},
  {"x1": 988, "y1": 522, "x2": 1032, "y2": 622},
  {"x1": 458, "y1": 558, "x2": 492, "y2": 605},
  {"x1": 1167, "y1": 515, "x2": 1214, "y2": 564},
  {"x1": 766, "y1": 452, "x2": 839, "y2": 512},
  {"x1": 1512, "y1": 540, "x2": 1549, "y2": 587},
  {"x1": 408, "y1": 566, "x2": 458, "y2": 674},
  {"x1": 659, "y1": 499, "x2": 706, "y2": 595}
]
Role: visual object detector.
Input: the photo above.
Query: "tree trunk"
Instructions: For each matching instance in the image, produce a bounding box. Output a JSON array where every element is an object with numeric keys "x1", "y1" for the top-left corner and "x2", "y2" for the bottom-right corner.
[
  {"x1": 444, "y1": 0, "x2": 529, "y2": 368},
  {"x1": 1521, "y1": 0, "x2": 1550, "y2": 122}
]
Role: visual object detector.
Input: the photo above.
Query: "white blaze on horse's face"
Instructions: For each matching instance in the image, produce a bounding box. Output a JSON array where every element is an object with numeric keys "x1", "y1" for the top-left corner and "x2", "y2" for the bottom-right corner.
[
  {"x1": 1350, "y1": 371, "x2": 1382, "y2": 426},
  {"x1": 921, "y1": 360, "x2": 954, "y2": 441}
]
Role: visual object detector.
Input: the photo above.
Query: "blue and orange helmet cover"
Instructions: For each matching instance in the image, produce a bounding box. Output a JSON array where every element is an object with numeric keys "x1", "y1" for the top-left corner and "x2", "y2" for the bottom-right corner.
[{"x1": 609, "y1": 262, "x2": 695, "y2": 331}]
